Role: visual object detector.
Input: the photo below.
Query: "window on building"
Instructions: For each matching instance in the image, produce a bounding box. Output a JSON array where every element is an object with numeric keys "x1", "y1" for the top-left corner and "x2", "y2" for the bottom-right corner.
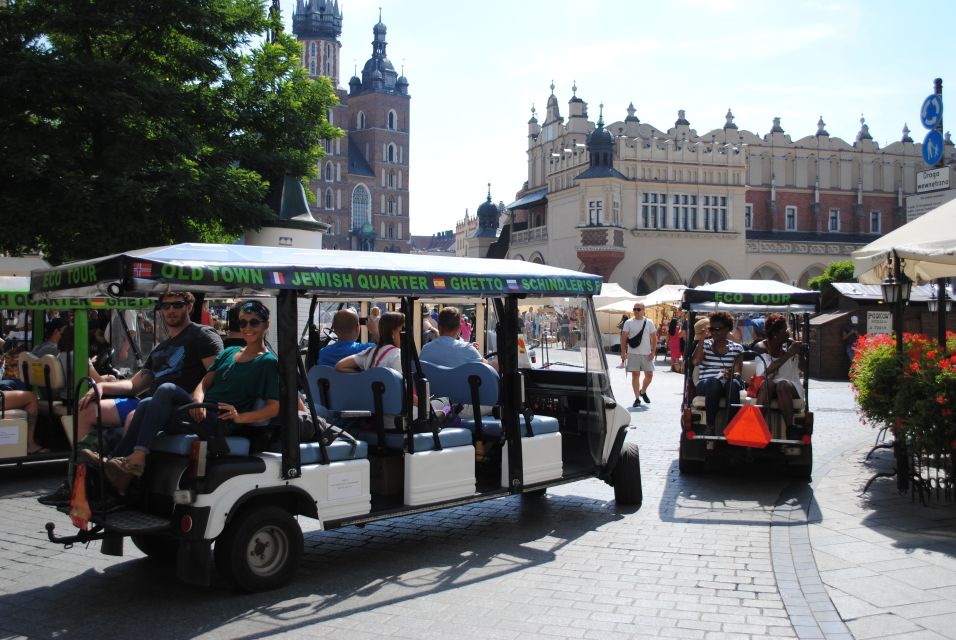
[
  {"x1": 387, "y1": 110, "x2": 397, "y2": 130},
  {"x1": 785, "y1": 206, "x2": 797, "y2": 231},
  {"x1": 324, "y1": 43, "x2": 332, "y2": 76},
  {"x1": 386, "y1": 143, "x2": 396, "y2": 163},
  {"x1": 870, "y1": 210, "x2": 881, "y2": 234},
  {"x1": 309, "y1": 42, "x2": 317, "y2": 75},
  {"x1": 386, "y1": 224, "x2": 395, "y2": 239},
  {"x1": 325, "y1": 189, "x2": 333, "y2": 210},
  {"x1": 324, "y1": 161, "x2": 333, "y2": 182},
  {"x1": 388, "y1": 170, "x2": 395, "y2": 189},
  {"x1": 387, "y1": 198, "x2": 395, "y2": 215},
  {"x1": 588, "y1": 200, "x2": 604, "y2": 225},
  {"x1": 744, "y1": 204, "x2": 753, "y2": 230},
  {"x1": 351, "y1": 185, "x2": 371, "y2": 230},
  {"x1": 357, "y1": 111, "x2": 366, "y2": 129},
  {"x1": 828, "y1": 208, "x2": 840, "y2": 232}
]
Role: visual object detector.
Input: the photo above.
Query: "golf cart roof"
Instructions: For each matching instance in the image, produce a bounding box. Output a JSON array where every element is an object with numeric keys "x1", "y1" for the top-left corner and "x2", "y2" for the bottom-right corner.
[
  {"x1": 30, "y1": 243, "x2": 603, "y2": 300},
  {"x1": 682, "y1": 279, "x2": 819, "y2": 313}
]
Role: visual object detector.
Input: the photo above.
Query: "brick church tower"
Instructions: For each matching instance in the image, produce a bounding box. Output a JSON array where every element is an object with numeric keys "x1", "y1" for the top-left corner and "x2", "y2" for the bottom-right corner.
[{"x1": 292, "y1": 1, "x2": 411, "y2": 252}]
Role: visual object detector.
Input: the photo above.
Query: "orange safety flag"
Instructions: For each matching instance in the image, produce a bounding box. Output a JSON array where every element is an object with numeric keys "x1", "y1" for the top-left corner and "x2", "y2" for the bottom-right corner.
[
  {"x1": 69, "y1": 464, "x2": 92, "y2": 530},
  {"x1": 723, "y1": 404, "x2": 771, "y2": 449}
]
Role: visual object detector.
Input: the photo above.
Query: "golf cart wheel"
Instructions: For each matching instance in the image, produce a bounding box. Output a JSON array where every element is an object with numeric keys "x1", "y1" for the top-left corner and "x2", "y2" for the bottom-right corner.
[
  {"x1": 612, "y1": 440, "x2": 643, "y2": 506},
  {"x1": 522, "y1": 488, "x2": 547, "y2": 499},
  {"x1": 131, "y1": 534, "x2": 178, "y2": 563},
  {"x1": 215, "y1": 505, "x2": 303, "y2": 592},
  {"x1": 678, "y1": 438, "x2": 705, "y2": 475},
  {"x1": 786, "y1": 444, "x2": 813, "y2": 481}
]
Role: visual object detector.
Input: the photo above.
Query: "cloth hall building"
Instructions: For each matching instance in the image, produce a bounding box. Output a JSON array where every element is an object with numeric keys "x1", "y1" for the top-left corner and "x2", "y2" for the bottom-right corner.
[{"x1": 492, "y1": 85, "x2": 950, "y2": 292}]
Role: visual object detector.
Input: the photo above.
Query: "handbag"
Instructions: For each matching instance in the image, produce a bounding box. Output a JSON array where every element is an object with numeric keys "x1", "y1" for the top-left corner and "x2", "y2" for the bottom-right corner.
[{"x1": 627, "y1": 319, "x2": 648, "y2": 349}]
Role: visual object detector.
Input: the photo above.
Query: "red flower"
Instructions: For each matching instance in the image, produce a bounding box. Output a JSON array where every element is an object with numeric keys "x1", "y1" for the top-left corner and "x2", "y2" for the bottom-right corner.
[{"x1": 938, "y1": 395, "x2": 947, "y2": 405}]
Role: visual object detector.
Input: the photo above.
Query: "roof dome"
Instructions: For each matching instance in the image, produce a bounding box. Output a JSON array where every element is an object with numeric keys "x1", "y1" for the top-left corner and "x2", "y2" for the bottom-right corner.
[{"x1": 474, "y1": 186, "x2": 500, "y2": 236}]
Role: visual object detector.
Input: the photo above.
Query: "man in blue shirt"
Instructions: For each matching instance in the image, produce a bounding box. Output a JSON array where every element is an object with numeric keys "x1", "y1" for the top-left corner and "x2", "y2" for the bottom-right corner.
[
  {"x1": 420, "y1": 307, "x2": 497, "y2": 371},
  {"x1": 318, "y1": 309, "x2": 375, "y2": 367}
]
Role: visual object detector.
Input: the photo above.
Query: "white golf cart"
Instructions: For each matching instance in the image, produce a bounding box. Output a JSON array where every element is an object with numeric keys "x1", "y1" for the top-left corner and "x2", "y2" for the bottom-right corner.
[
  {"x1": 678, "y1": 280, "x2": 819, "y2": 478},
  {"x1": 32, "y1": 243, "x2": 641, "y2": 591}
]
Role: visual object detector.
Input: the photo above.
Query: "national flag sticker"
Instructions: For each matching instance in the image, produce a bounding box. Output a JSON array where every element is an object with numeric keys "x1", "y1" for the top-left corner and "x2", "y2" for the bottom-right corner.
[
  {"x1": 506, "y1": 278, "x2": 520, "y2": 290},
  {"x1": 433, "y1": 277, "x2": 446, "y2": 289},
  {"x1": 131, "y1": 262, "x2": 152, "y2": 278},
  {"x1": 271, "y1": 272, "x2": 286, "y2": 286}
]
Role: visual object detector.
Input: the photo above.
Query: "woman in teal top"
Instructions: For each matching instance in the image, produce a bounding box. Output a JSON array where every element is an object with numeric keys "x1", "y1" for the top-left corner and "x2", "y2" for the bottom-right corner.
[{"x1": 95, "y1": 300, "x2": 279, "y2": 494}]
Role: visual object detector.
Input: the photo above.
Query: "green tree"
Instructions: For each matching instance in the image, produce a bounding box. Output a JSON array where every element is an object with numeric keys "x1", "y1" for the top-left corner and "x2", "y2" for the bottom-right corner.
[
  {"x1": 807, "y1": 260, "x2": 856, "y2": 294},
  {"x1": 0, "y1": 0, "x2": 340, "y2": 263}
]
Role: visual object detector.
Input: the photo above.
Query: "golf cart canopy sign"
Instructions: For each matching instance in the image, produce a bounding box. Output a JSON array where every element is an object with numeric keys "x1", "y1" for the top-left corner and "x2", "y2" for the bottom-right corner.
[
  {"x1": 33, "y1": 260, "x2": 602, "y2": 297},
  {"x1": 683, "y1": 289, "x2": 819, "y2": 306}
]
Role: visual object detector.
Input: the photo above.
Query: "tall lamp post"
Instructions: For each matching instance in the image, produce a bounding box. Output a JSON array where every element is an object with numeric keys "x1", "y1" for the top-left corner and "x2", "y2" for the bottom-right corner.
[{"x1": 880, "y1": 253, "x2": 911, "y2": 354}]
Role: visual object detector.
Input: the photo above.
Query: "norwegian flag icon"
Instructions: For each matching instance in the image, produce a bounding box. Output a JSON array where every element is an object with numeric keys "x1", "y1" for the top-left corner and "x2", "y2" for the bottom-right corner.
[{"x1": 131, "y1": 262, "x2": 152, "y2": 278}]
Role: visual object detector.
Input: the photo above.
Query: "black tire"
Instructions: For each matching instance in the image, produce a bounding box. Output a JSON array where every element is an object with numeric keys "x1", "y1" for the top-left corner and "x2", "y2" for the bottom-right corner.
[
  {"x1": 131, "y1": 534, "x2": 178, "y2": 563},
  {"x1": 522, "y1": 488, "x2": 547, "y2": 498},
  {"x1": 787, "y1": 445, "x2": 813, "y2": 480},
  {"x1": 678, "y1": 438, "x2": 705, "y2": 475},
  {"x1": 214, "y1": 505, "x2": 303, "y2": 592},
  {"x1": 612, "y1": 441, "x2": 643, "y2": 506}
]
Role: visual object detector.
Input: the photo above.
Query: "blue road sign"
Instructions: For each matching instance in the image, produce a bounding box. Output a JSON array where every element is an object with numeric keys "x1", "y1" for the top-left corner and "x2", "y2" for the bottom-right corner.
[
  {"x1": 923, "y1": 130, "x2": 944, "y2": 165},
  {"x1": 921, "y1": 94, "x2": 943, "y2": 129}
]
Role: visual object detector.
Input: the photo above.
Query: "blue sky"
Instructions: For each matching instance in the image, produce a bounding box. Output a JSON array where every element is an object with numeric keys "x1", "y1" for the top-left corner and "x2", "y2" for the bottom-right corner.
[{"x1": 283, "y1": 0, "x2": 955, "y2": 236}]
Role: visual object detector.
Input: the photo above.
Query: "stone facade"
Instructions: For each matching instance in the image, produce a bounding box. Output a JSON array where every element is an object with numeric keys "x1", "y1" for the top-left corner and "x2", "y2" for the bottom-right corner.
[
  {"x1": 293, "y1": 0, "x2": 411, "y2": 252},
  {"x1": 486, "y1": 84, "x2": 954, "y2": 292}
]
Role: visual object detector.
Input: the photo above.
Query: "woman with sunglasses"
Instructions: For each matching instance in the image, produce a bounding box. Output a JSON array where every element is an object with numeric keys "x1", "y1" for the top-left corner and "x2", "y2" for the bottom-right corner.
[
  {"x1": 691, "y1": 311, "x2": 744, "y2": 433},
  {"x1": 753, "y1": 314, "x2": 803, "y2": 439},
  {"x1": 94, "y1": 300, "x2": 279, "y2": 494}
]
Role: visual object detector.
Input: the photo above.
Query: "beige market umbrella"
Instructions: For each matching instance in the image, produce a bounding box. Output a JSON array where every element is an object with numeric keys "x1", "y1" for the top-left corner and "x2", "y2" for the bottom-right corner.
[{"x1": 852, "y1": 197, "x2": 956, "y2": 283}]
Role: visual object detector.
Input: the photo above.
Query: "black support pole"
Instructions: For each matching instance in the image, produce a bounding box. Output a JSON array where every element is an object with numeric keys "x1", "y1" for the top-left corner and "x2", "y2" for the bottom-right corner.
[
  {"x1": 277, "y1": 289, "x2": 301, "y2": 479},
  {"x1": 938, "y1": 277, "x2": 948, "y2": 350}
]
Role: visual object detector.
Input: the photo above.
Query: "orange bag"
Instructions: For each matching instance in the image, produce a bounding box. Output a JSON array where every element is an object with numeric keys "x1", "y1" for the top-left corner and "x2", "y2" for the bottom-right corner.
[
  {"x1": 723, "y1": 404, "x2": 771, "y2": 448},
  {"x1": 69, "y1": 464, "x2": 91, "y2": 530},
  {"x1": 746, "y1": 375, "x2": 765, "y2": 398}
]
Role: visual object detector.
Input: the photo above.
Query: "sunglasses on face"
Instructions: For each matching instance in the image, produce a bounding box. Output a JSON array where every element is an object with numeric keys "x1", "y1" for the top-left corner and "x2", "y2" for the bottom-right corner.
[
  {"x1": 633, "y1": 308, "x2": 644, "y2": 312},
  {"x1": 238, "y1": 318, "x2": 263, "y2": 329},
  {"x1": 158, "y1": 301, "x2": 187, "y2": 310}
]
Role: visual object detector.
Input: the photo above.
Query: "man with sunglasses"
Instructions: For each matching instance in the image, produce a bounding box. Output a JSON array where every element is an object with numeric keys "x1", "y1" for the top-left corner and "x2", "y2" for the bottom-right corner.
[
  {"x1": 621, "y1": 304, "x2": 657, "y2": 407},
  {"x1": 38, "y1": 291, "x2": 223, "y2": 504},
  {"x1": 74, "y1": 292, "x2": 223, "y2": 448}
]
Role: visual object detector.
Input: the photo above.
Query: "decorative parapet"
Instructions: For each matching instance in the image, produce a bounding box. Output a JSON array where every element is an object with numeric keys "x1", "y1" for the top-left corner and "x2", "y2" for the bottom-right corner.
[
  {"x1": 746, "y1": 239, "x2": 867, "y2": 256},
  {"x1": 511, "y1": 226, "x2": 548, "y2": 245},
  {"x1": 576, "y1": 225, "x2": 625, "y2": 247}
]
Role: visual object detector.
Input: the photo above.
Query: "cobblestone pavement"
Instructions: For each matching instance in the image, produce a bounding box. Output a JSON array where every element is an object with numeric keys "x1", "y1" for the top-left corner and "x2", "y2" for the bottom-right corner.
[{"x1": 0, "y1": 357, "x2": 954, "y2": 639}]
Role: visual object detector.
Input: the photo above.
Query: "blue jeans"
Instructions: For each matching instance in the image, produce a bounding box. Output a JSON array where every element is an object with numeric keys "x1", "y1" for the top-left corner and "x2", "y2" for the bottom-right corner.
[
  {"x1": 696, "y1": 376, "x2": 743, "y2": 429},
  {"x1": 114, "y1": 382, "x2": 195, "y2": 456}
]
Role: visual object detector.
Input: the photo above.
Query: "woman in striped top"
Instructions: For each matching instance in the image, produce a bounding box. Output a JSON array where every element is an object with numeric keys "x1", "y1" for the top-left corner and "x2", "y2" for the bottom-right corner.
[{"x1": 691, "y1": 311, "x2": 744, "y2": 432}]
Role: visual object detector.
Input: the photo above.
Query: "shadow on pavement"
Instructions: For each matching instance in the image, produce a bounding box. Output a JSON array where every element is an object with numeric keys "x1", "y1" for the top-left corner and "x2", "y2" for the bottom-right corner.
[
  {"x1": 1, "y1": 491, "x2": 632, "y2": 639},
  {"x1": 656, "y1": 459, "x2": 819, "y2": 527}
]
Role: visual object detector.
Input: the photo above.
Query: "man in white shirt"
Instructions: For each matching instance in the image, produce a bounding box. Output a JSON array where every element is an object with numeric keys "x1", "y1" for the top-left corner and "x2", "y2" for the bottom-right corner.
[
  {"x1": 421, "y1": 307, "x2": 498, "y2": 371},
  {"x1": 621, "y1": 303, "x2": 657, "y2": 407}
]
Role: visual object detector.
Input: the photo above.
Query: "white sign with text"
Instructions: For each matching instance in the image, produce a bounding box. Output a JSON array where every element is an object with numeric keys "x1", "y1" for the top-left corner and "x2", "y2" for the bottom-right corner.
[{"x1": 867, "y1": 311, "x2": 892, "y2": 335}]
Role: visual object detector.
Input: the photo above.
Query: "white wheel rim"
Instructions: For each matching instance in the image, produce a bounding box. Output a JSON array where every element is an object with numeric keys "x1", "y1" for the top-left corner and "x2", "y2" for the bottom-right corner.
[{"x1": 245, "y1": 525, "x2": 289, "y2": 577}]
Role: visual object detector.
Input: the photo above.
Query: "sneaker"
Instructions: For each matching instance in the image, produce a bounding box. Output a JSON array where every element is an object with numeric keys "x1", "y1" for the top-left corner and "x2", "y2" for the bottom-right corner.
[
  {"x1": 641, "y1": 392, "x2": 651, "y2": 404},
  {"x1": 632, "y1": 397, "x2": 641, "y2": 407},
  {"x1": 37, "y1": 482, "x2": 71, "y2": 506}
]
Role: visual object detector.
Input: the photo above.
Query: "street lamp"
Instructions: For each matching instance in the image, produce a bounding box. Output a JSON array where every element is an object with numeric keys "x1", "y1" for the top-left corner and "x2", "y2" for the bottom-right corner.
[
  {"x1": 926, "y1": 283, "x2": 951, "y2": 313},
  {"x1": 880, "y1": 274, "x2": 911, "y2": 306}
]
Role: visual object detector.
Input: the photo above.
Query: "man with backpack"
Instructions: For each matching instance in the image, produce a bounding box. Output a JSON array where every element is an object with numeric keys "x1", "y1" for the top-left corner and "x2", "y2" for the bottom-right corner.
[{"x1": 621, "y1": 303, "x2": 656, "y2": 407}]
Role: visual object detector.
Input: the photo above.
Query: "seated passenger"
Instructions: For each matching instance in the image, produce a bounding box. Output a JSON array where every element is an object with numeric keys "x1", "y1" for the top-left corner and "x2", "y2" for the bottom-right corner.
[
  {"x1": 420, "y1": 306, "x2": 497, "y2": 371},
  {"x1": 754, "y1": 314, "x2": 803, "y2": 439},
  {"x1": 691, "y1": 311, "x2": 744, "y2": 433},
  {"x1": 1, "y1": 389, "x2": 41, "y2": 453},
  {"x1": 318, "y1": 309, "x2": 375, "y2": 367},
  {"x1": 32, "y1": 318, "x2": 67, "y2": 357},
  {"x1": 93, "y1": 300, "x2": 279, "y2": 494},
  {"x1": 335, "y1": 312, "x2": 405, "y2": 374},
  {"x1": 221, "y1": 303, "x2": 246, "y2": 348}
]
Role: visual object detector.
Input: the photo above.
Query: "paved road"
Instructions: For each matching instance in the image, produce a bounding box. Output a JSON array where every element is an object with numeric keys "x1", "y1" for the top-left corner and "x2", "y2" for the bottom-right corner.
[{"x1": 0, "y1": 357, "x2": 954, "y2": 639}]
